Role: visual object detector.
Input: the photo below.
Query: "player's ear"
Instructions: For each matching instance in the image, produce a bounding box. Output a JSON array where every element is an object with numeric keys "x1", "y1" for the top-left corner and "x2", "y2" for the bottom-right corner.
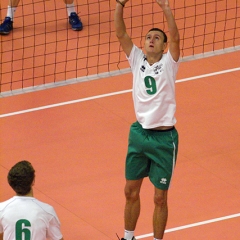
[
  {"x1": 31, "y1": 178, "x2": 35, "y2": 186},
  {"x1": 163, "y1": 42, "x2": 168, "y2": 50}
]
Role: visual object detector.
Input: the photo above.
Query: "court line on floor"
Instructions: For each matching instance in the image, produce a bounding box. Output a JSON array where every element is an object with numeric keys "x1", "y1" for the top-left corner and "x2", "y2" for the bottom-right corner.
[
  {"x1": 136, "y1": 213, "x2": 240, "y2": 239},
  {"x1": 0, "y1": 67, "x2": 239, "y2": 119}
]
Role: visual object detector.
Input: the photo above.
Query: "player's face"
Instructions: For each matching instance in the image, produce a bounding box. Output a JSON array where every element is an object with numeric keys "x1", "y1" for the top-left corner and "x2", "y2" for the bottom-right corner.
[{"x1": 144, "y1": 31, "x2": 167, "y2": 54}]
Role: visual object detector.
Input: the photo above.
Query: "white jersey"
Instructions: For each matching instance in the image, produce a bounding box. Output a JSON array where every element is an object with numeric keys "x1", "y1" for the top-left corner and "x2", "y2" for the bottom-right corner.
[
  {"x1": 0, "y1": 196, "x2": 63, "y2": 240},
  {"x1": 127, "y1": 45, "x2": 180, "y2": 129}
]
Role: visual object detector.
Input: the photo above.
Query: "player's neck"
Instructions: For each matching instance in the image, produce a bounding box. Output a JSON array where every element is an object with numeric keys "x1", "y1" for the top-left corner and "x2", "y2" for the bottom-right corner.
[
  {"x1": 17, "y1": 189, "x2": 34, "y2": 197},
  {"x1": 147, "y1": 53, "x2": 163, "y2": 65}
]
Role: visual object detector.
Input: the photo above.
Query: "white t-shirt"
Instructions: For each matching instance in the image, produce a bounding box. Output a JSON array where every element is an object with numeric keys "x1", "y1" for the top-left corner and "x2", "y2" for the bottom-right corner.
[
  {"x1": 127, "y1": 45, "x2": 180, "y2": 129},
  {"x1": 0, "y1": 196, "x2": 63, "y2": 240}
]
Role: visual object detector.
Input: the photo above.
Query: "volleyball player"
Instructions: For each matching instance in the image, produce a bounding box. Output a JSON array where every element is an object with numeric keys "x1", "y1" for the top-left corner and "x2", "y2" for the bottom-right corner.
[
  {"x1": 0, "y1": 0, "x2": 82, "y2": 35},
  {"x1": 114, "y1": 0, "x2": 180, "y2": 239},
  {"x1": 0, "y1": 160, "x2": 64, "y2": 240}
]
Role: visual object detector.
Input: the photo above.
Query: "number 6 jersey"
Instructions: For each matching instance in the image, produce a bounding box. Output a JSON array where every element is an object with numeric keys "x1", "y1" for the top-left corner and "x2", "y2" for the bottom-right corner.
[
  {"x1": 0, "y1": 196, "x2": 63, "y2": 240},
  {"x1": 127, "y1": 45, "x2": 180, "y2": 129}
]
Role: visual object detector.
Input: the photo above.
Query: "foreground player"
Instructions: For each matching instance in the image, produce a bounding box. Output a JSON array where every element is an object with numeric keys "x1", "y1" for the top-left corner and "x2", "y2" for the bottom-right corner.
[
  {"x1": 114, "y1": 0, "x2": 180, "y2": 239},
  {"x1": 0, "y1": 0, "x2": 83, "y2": 35},
  {"x1": 0, "y1": 160, "x2": 64, "y2": 240}
]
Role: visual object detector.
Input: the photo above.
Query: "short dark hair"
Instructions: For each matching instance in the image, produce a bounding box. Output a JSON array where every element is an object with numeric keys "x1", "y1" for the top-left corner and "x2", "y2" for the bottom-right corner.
[
  {"x1": 8, "y1": 160, "x2": 35, "y2": 195},
  {"x1": 147, "y1": 28, "x2": 168, "y2": 43}
]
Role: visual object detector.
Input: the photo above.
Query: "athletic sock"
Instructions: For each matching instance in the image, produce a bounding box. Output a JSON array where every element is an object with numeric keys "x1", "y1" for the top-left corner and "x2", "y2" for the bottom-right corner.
[
  {"x1": 7, "y1": 6, "x2": 17, "y2": 20},
  {"x1": 124, "y1": 230, "x2": 134, "y2": 240},
  {"x1": 66, "y1": 3, "x2": 76, "y2": 16}
]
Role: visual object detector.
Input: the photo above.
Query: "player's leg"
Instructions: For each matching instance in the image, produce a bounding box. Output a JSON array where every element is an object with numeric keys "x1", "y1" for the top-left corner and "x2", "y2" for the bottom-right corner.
[
  {"x1": 63, "y1": 0, "x2": 83, "y2": 30},
  {"x1": 124, "y1": 179, "x2": 143, "y2": 232},
  {"x1": 153, "y1": 188, "x2": 168, "y2": 239},
  {"x1": 122, "y1": 122, "x2": 149, "y2": 240},
  {"x1": 146, "y1": 127, "x2": 178, "y2": 239},
  {"x1": 0, "y1": 0, "x2": 20, "y2": 35}
]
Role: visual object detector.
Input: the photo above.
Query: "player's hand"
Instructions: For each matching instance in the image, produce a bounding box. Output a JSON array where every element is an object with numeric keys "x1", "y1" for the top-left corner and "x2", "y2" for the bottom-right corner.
[
  {"x1": 156, "y1": 0, "x2": 170, "y2": 9},
  {"x1": 117, "y1": 0, "x2": 129, "y2": 7}
]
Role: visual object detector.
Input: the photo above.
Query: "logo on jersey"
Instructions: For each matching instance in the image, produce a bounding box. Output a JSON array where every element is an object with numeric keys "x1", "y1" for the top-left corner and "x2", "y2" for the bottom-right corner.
[
  {"x1": 154, "y1": 63, "x2": 163, "y2": 74},
  {"x1": 140, "y1": 65, "x2": 146, "y2": 72},
  {"x1": 140, "y1": 56, "x2": 147, "y2": 72}
]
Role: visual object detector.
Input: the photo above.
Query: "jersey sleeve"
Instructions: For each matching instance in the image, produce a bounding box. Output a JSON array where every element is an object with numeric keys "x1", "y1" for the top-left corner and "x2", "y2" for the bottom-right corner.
[
  {"x1": 127, "y1": 45, "x2": 143, "y2": 70},
  {"x1": 166, "y1": 50, "x2": 180, "y2": 80},
  {"x1": 167, "y1": 49, "x2": 180, "y2": 63},
  {"x1": 46, "y1": 214, "x2": 63, "y2": 240}
]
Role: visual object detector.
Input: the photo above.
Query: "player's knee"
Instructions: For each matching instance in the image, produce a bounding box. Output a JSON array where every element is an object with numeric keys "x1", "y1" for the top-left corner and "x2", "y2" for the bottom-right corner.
[
  {"x1": 124, "y1": 187, "x2": 140, "y2": 202},
  {"x1": 154, "y1": 191, "x2": 167, "y2": 207}
]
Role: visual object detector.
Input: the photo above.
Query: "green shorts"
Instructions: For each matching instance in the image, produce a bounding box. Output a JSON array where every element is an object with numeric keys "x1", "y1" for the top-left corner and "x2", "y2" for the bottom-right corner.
[{"x1": 125, "y1": 121, "x2": 179, "y2": 190}]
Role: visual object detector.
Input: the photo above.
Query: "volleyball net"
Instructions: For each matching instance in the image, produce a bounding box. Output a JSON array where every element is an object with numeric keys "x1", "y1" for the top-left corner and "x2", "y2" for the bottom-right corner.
[{"x1": 0, "y1": 0, "x2": 239, "y2": 95}]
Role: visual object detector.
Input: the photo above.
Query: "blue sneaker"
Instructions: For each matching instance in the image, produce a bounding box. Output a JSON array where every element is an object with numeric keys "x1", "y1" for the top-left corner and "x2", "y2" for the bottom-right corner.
[
  {"x1": 0, "y1": 17, "x2": 13, "y2": 35},
  {"x1": 69, "y1": 12, "x2": 83, "y2": 31}
]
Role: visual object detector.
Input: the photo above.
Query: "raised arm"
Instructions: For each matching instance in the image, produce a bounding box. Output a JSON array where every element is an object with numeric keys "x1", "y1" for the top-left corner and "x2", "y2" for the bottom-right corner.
[
  {"x1": 157, "y1": 0, "x2": 180, "y2": 61},
  {"x1": 114, "y1": 0, "x2": 133, "y2": 57}
]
